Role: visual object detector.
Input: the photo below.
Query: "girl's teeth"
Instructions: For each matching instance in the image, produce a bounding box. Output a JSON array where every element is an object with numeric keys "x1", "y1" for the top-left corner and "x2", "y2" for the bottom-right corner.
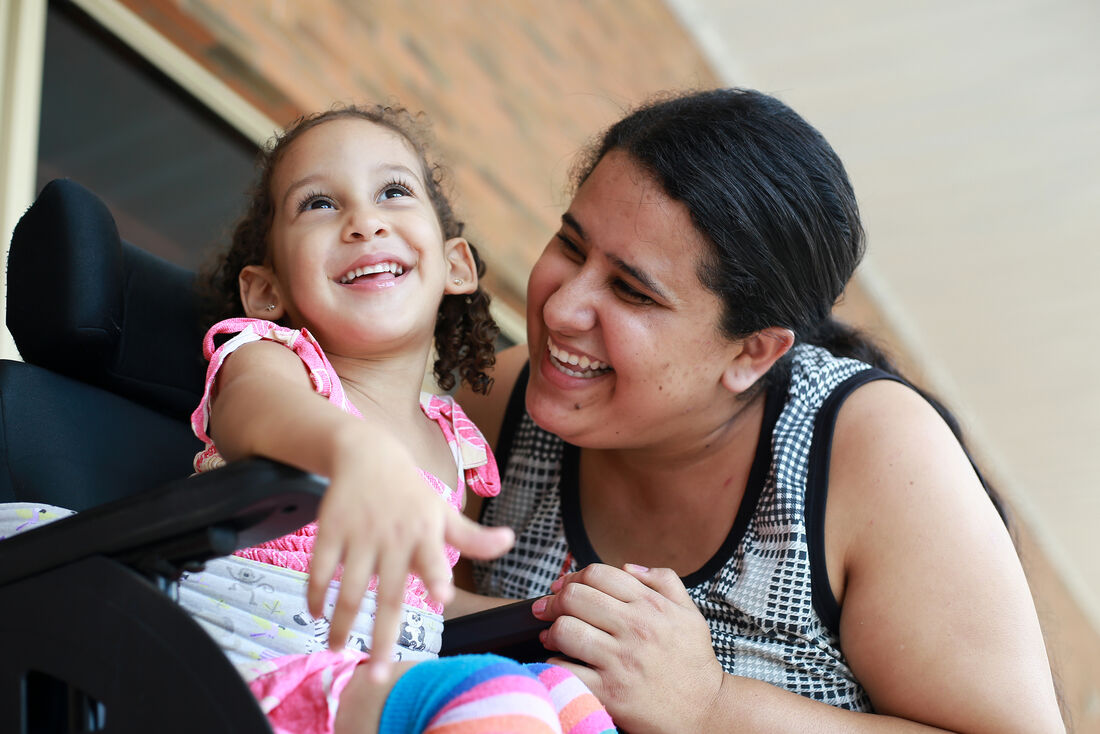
[{"x1": 339, "y1": 262, "x2": 403, "y2": 283}]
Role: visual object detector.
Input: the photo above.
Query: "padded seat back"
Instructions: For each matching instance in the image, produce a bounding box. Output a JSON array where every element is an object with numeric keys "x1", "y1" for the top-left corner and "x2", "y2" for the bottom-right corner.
[
  {"x1": 3, "y1": 178, "x2": 207, "y2": 506},
  {"x1": 7, "y1": 178, "x2": 206, "y2": 421}
]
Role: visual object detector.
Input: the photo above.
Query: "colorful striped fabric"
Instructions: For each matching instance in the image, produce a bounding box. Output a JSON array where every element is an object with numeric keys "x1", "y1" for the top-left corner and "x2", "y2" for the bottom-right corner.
[{"x1": 380, "y1": 654, "x2": 617, "y2": 734}]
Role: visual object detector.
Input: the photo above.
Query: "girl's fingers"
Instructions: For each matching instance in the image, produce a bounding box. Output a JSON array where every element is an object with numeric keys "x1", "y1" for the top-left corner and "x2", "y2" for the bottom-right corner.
[
  {"x1": 444, "y1": 513, "x2": 515, "y2": 561},
  {"x1": 325, "y1": 547, "x2": 376, "y2": 651},
  {"x1": 411, "y1": 524, "x2": 454, "y2": 608},
  {"x1": 365, "y1": 546, "x2": 414, "y2": 682},
  {"x1": 306, "y1": 534, "x2": 343, "y2": 619}
]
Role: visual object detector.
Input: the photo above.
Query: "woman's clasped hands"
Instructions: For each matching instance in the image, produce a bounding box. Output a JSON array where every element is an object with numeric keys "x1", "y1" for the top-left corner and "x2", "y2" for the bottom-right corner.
[{"x1": 532, "y1": 563, "x2": 727, "y2": 733}]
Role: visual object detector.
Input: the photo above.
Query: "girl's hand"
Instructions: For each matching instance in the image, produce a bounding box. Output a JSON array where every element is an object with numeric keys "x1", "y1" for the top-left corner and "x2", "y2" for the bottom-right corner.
[
  {"x1": 532, "y1": 563, "x2": 725, "y2": 733},
  {"x1": 307, "y1": 433, "x2": 513, "y2": 682}
]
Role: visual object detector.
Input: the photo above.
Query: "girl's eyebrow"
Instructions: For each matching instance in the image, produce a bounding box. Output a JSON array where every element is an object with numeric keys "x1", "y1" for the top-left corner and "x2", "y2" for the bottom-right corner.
[
  {"x1": 282, "y1": 174, "x2": 323, "y2": 209},
  {"x1": 561, "y1": 211, "x2": 670, "y2": 301}
]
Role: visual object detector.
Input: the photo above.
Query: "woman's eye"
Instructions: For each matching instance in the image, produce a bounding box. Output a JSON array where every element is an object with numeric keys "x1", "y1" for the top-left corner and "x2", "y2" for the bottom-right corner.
[
  {"x1": 556, "y1": 233, "x2": 583, "y2": 260},
  {"x1": 614, "y1": 279, "x2": 655, "y2": 305}
]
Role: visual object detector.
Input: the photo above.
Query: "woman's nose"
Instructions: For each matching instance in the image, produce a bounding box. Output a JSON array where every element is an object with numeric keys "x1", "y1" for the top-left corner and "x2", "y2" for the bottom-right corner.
[{"x1": 543, "y1": 269, "x2": 598, "y2": 335}]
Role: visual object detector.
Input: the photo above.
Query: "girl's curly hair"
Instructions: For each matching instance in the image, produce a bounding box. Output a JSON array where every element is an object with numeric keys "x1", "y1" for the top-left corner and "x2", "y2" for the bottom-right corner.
[{"x1": 197, "y1": 103, "x2": 498, "y2": 394}]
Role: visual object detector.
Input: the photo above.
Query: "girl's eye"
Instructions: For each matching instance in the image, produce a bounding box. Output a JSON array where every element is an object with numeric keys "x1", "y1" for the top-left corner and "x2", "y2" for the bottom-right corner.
[
  {"x1": 298, "y1": 192, "x2": 335, "y2": 212},
  {"x1": 379, "y1": 181, "x2": 413, "y2": 200}
]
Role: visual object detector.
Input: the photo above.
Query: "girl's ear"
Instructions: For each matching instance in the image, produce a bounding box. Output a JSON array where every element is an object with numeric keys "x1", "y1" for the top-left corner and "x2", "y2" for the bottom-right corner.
[
  {"x1": 239, "y1": 265, "x2": 285, "y2": 320},
  {"x1": 720, "y1": 327, "x2": 795, "y2": 394},
  {"x1": 443, "y1": 237, "x2": 478, "y2": 295}
]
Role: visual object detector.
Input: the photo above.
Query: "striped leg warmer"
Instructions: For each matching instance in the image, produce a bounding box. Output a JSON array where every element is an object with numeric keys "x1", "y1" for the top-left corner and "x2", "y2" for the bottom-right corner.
[{"x1": 379, "y1": 654, "x2": 616, "y2": 734}]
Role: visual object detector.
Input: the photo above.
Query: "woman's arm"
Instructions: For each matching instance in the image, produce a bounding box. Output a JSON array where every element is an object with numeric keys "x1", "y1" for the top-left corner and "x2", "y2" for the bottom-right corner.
[
  {"x1": 824, "y1": 379, "x2": 1063, "y2": 732},
  {"x1": 532, "y1": 380, "x2": 1064, "y2": 733},
  {"x1": 208, "y1": 340, "x2": 512, "y2": 681}
]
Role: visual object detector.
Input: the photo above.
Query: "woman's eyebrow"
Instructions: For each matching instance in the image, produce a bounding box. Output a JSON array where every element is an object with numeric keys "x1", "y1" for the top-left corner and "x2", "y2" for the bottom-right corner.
[
  {"x1": 560, "y1": 212, "x2": 669, "y2": 301},
  {"x1": 561, "y1": 211, "x2": 585, "y2": 237},
  {"x1": 609, "y1": 252, "x2": 669, "y2": 301}
]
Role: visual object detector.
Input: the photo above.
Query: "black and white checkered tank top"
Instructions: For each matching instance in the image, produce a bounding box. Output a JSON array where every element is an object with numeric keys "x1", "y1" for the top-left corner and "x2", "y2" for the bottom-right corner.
[{"x1": 474, "y1": 344, "x2": 895, "y2": 711}]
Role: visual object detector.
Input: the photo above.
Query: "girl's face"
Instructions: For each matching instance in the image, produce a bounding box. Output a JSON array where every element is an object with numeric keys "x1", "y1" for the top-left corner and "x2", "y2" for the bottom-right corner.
[
  {"x1": 525, "y1": 150, "x2": 748, "y2": 451},
  {"x1": 248, "y1": 117, "x2": 473, "y2": 360}
]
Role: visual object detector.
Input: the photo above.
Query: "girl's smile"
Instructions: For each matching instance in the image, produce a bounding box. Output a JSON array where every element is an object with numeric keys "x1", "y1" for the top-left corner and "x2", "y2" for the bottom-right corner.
[{"x1": 336, "y1": 254, "x2": 410, "y2": 289}]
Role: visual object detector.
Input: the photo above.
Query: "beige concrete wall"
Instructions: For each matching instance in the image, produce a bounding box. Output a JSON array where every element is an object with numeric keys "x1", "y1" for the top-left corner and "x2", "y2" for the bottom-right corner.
[{"x1": 667, "y1": 0, "x2": 1099, "y2": 728}]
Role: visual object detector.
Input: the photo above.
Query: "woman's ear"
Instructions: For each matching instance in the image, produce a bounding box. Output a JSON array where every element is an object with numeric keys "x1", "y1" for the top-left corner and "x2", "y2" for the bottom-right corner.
[
  {"x1": 239, "y1": 265, "x2": 285, "y2": 320},
  {"x1": 720, "y1": 327, "x2": 795, "y2": 394},
  {"x1": 443, "y1": 237, "x2": 478, "y2": 295}
]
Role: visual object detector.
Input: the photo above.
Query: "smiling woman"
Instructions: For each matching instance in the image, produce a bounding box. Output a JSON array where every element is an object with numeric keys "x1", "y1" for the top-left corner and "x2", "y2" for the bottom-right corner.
[
  {"x1": 457, "y1": 88, "x2": 1066, "y2": 734},
  {"x1": 523, "y1": 148, "x2": 787, "y2": 453}
]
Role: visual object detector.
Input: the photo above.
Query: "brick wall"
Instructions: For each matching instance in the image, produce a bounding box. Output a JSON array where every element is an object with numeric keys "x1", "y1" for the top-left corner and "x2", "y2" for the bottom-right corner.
[{"x1": 119, "y1": 0, "x2": 719, "y2": 316}]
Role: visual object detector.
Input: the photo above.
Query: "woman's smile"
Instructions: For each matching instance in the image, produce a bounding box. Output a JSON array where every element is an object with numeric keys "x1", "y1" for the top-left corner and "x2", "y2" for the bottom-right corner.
[{"x1": 546, "y1": 338, "x2": 613, "y2": 378}]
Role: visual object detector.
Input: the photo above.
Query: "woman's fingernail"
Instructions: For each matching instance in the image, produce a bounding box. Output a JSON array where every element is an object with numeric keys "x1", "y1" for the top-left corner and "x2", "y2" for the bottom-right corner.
[
  {"x1": 625, "y1": 563, "x2": 649, "y2": 573},
  {"x1": 532, "y1": 597, "x2": 547, "y2": 615}
]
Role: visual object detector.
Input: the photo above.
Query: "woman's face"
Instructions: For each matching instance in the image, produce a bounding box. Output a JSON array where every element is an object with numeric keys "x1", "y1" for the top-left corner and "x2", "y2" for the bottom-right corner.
[{"x1": 525, "y1": 150, "x2": 746, "y2": 450}]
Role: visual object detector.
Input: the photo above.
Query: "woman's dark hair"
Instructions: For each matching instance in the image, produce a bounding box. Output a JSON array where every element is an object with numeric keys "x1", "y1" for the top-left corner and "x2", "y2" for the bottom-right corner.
[
  {"x1": 574, "y1": 88, "x2": 1007, "y2": 525},
  {"x1": 198, "y1": 103, "x2": 497, "y2": 394}
]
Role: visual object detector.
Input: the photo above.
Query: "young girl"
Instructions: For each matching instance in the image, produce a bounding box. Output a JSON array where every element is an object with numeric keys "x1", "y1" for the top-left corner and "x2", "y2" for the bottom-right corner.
[{"x1": 178, "y1": 104, "x2": 616, "y2": 734}]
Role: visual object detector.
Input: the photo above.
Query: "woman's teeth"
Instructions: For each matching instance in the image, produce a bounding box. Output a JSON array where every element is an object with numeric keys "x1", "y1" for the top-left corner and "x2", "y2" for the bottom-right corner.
[
  {"x1": 547, "y1": 339, "x2": 612, "y2": 377},
  {"x1": 338, "y1": 262, "x2": 403, "y2": 283}
]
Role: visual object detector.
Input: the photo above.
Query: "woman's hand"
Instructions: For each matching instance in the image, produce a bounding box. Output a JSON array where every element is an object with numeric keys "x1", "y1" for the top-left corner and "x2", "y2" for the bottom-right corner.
[
  {"x1": 532, "y1": 563, "x2": 725, "y2": 733},
  {"x1": 308, "y1": 431, "x2": 514, "y2": 682}
]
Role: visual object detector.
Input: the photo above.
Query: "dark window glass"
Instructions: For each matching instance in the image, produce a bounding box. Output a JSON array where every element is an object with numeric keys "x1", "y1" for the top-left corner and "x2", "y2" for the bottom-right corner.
[{"x1": 37, "y1": 2, "x2": 258, "y2": 269}]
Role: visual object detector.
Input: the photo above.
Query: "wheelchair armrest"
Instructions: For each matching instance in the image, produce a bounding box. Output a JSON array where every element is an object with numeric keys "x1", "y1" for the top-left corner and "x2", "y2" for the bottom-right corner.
[
  {"x1": 440, "y1": 598, "x2": 553, "y2": 663},
  {"x1": 0, "y1": 458, "x2": 326, "y2": 586}
]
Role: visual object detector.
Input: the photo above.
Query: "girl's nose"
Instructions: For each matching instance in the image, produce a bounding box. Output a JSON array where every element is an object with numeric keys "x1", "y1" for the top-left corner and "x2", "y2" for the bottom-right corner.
[
  {"x1": 542, "y1": 269, "x2": 598, "y2": 335},
  {"x1": 344, "y1": 209, "x2": 388, "y2": 241}
]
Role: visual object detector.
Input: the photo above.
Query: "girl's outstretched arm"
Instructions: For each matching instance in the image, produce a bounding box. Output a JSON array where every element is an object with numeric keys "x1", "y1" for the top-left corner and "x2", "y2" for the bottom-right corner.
[{"x1": 207, "y1": 339, "x2": 513, "y2": 681}]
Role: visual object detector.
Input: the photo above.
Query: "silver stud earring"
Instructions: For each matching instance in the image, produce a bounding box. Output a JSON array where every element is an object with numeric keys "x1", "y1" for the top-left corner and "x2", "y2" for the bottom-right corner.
[
  {"x1": 452, "y1": 278, "x2": 463, "y2": 285},
  {"x1": 264, "y1": 304, "x2": 276, "y2": 311}
]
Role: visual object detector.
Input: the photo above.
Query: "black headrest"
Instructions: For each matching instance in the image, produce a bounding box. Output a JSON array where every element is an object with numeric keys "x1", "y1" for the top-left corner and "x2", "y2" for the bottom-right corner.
[{"x1": 6, "y1": 179, "x2": 206, "y2": 421}]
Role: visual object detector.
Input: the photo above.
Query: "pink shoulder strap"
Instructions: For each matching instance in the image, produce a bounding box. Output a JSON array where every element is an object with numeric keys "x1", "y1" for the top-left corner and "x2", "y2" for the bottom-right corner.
[
  {"x1": 190, "y1": 318, "x2": 356, "y2": 446},
  {"x1": 420, "y1": 394, "x2": 501, "y2": 499}
]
